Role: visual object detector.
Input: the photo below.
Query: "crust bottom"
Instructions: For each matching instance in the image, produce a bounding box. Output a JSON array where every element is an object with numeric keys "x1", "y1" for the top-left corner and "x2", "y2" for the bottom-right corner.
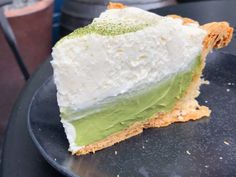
[{"x1": 74, "y1": 19, "x2": 233, "y2": 156}]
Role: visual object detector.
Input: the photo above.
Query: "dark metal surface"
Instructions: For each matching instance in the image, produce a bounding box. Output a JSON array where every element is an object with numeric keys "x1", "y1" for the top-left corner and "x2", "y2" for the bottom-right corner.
[
  {"x1": 0, "y1": 59, "x2": 62, "y2": 177},
  {"x1": 0, "y1": 5, "x2": 29, "y2": 80},
  {"x1": 1, "y1": 1, "x2": 236, "y2": 177}
]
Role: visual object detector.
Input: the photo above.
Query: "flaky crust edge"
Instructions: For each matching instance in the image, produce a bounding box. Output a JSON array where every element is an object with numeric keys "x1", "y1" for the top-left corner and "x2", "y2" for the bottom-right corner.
[{"x1": 74, "y1": 16, "x2": 233, "y2": 155}]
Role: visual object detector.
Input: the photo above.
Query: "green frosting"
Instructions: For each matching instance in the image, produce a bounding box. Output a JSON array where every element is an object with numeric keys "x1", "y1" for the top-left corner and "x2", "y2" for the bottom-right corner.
[
  {"x1": 61, "y1": 56, "x2": 201, "y2": 146},
  {"x1": 68, "y1": 22, "x2": 151, "y2": 37}
]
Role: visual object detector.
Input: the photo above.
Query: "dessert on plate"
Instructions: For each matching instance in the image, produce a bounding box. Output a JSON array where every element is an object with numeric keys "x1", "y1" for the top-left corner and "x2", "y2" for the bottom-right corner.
[{"x1": 51, "y1": 3, "x2": 233, "y2": 155}]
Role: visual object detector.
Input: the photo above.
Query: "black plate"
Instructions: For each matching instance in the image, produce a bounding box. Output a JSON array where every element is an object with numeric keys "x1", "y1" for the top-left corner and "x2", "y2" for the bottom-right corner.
[{"x1": 28, "y1": 52, "x2": 236, "y2": 177}]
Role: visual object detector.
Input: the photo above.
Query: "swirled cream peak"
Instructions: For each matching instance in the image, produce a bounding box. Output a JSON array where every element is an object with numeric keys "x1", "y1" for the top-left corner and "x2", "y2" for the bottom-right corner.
[{"x1": 51, "y1": 7, "x2": 206, "y2": 111}]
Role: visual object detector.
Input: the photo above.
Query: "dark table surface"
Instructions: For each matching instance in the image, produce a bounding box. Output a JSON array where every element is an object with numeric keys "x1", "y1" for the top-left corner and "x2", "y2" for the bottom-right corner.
[{"x1": 1, "y1": 1, "x2": 236, "y2": 177}]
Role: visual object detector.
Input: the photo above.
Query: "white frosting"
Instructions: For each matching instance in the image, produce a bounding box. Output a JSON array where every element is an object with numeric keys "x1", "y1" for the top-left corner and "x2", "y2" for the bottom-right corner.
[
  {"x1": 61, "y1": 120, "x2": 84, "y2": 153},
  {"x1": 52, "y1": 7, "x2": 206, "y2": 111}
]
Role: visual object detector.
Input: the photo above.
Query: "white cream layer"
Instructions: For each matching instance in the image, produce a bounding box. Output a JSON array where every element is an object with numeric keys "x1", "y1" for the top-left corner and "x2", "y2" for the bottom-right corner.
[{"x1": 52, "y1": 8, "x2": 206, "y2": 111}]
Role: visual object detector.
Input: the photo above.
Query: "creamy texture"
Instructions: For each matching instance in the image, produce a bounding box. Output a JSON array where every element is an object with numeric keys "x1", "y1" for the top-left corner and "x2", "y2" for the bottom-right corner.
[
  {"x1": 51, "y1": 7, "x2": 206, "y2": 152},
  {"x1": 64, "y1": 56, "x2": 201, "y2": 148},
  {"x1": 52, "y1": 11, "x2": 205, "y2": 110}
]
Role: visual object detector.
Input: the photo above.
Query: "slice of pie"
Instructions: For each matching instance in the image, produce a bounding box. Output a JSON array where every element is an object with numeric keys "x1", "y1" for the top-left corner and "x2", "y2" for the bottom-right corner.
[{"x1": 51, "y1": 3, "x2": 233, "y2": 155}]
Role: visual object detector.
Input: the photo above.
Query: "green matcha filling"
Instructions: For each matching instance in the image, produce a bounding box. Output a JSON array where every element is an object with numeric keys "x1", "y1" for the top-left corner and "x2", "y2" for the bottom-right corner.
[{"x1": 61, "y1": 56, "x2": 202, "y2": 146}]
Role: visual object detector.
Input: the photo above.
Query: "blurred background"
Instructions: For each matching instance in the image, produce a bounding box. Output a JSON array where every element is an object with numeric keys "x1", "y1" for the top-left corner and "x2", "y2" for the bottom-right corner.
[{"x1": 0, "y1": 0, "x2": 230, "y2": 158}]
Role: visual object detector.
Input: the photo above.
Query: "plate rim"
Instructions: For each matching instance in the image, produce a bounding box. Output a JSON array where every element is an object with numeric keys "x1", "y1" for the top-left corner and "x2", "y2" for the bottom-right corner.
[{"x1": 27, "y1": 76, "x2": 80, "y2": 177}]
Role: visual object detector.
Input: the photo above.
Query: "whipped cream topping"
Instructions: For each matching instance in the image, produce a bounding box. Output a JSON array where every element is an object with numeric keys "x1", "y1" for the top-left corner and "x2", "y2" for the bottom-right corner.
[{"x1": 52, "y1": 7, "x2": 206, "y2": 112}]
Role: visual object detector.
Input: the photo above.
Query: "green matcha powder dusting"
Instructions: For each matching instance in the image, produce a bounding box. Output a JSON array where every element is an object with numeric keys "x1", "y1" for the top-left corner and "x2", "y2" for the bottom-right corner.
[{"x1": 56, "y1": 20, "x2": 153, "y2": 46}]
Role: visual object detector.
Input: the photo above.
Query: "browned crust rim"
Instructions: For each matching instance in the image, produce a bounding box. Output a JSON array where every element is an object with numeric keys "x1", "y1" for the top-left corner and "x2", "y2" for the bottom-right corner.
[
  {"x1": 107, "y1": 2, "x2": 127, "y2": 9},
  {"x1": 74, "y1": 16, "x2": 233, "y2": 156}
]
